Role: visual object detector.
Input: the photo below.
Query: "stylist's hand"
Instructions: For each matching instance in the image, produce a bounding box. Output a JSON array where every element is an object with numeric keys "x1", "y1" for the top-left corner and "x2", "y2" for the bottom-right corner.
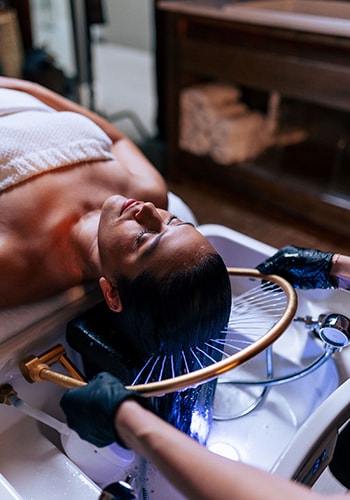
[
  {"x1": 256, "y1": 245, "x2": 335, "y2": 289},
  {"x1": 60, "y1": 372, "x2": 148, "y2": 448}
]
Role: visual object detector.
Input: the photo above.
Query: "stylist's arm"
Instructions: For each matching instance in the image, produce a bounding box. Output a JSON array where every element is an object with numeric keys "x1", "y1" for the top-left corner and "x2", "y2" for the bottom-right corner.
[{"x1": 60, "y1": 372, "x2": 328, "y2": 500}]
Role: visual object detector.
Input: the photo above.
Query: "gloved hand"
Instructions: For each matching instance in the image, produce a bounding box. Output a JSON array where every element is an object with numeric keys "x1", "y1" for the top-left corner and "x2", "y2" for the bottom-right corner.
[
  {"x1": 60, "y1": 372, "x2": 149, "y2": 448},
  {"x1": 256, "y1": 245, "x2": 335, "y2": 289}
]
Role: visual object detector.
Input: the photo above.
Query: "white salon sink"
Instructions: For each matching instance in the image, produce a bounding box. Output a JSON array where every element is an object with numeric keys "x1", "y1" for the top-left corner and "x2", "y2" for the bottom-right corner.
[
  {"x1": 224, "y1": 0, "x2": 350, "y2": 37},
  {"x1": 0, "y1": 223, "x2": 348, "y2": 498}
]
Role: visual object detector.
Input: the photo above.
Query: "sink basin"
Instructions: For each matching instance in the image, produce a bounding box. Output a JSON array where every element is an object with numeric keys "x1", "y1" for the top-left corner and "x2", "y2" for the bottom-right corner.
[{"x1": 223, "y1": 0, "x2": 350, "y2": 37}]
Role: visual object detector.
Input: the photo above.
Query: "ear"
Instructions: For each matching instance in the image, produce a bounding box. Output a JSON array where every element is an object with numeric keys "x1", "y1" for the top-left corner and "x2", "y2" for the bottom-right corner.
[{"x1": 99, "y1": 276, "x2": 123, "y2": 312}]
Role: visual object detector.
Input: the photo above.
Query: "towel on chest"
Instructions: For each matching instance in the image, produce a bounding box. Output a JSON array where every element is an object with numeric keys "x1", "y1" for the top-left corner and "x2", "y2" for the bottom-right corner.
[{"x1": 0, "y1": 88, "x2": 114, "y2": 192}]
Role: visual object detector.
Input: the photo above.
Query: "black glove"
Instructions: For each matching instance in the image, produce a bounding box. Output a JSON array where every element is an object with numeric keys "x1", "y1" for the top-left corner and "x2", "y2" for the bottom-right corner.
[
  {"x1": 256, "y1": 245, "x2": 335, "y2": 289},
  {"x1": 60, "y1": 372, "x2": 149, "y2": 448}
]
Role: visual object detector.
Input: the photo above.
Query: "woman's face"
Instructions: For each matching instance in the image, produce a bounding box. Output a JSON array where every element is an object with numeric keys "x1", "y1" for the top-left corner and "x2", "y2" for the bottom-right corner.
[{"x1": 98, "y1": 195, "x2": 216, "y2": 280}]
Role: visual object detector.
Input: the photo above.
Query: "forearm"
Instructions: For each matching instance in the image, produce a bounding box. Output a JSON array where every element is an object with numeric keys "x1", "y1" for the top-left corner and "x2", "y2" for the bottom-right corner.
[
  {"x1": 60, "y1": 374, "x2": 346, "y2": 500},
  {"x1": 330, "y1": 254, "x2": 350, "y2": 290},
  {"x1": 0, "y1": 76, "x2": 125, "y2": 142},
  {"x1": 115, "y1": 400, "x2": 331, "y2": 500}
]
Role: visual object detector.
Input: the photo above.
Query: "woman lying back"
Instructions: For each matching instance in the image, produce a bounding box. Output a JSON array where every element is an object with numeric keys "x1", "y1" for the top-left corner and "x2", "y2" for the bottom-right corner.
[{"x1": 0, "y1": 77, "x2": 231, "y2": 359}]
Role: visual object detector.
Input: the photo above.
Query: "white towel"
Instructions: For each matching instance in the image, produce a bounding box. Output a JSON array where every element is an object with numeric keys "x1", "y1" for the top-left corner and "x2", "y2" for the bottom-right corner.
[
  {"x1": 181, "y1": 83, "x2": 241, "y2": 111},
  {"x1": 0, "y1": 88, "x2": 54, "y2": 116},
  {"x1": 0, "y1": 90, "x2": 114, "y2": 192},
  {"x1": 179, "y1": 83, "x2": 278, "y2": 164},
  {"x1": 179, "y1": 83, "x2": 245, "y2": 156},
  {"x1": 211, "y1": 112, "x2": 270, "y2": 165}
]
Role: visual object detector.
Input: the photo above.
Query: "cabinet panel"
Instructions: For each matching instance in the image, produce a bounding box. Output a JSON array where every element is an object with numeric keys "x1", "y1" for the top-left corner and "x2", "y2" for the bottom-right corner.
[{"x1": 181, "y1": 38, "x2": 350, "y2": 111}]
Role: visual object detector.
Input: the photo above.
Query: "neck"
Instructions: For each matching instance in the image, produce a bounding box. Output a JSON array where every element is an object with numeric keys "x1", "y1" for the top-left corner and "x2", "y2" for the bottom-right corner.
[{"x1": 71, "y1": 210, "x2": 102, "y2": 280}]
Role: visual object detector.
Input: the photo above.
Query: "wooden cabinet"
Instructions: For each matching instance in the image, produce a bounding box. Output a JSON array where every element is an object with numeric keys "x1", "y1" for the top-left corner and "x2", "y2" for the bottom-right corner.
[{"x1": 156, "y1": 2, "x2": 350, "y2": 236}]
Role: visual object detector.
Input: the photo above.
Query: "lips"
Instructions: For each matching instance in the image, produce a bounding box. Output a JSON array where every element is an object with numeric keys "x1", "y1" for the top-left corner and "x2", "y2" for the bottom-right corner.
[{"x1": 120, "y1": 198, "x2": 139, "y2": 215}]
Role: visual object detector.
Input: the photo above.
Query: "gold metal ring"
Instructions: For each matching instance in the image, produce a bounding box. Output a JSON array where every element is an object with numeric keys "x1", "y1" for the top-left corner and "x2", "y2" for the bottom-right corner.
[
  {"x1": 20, "y1": 269, "x2": 297, "y2": 397},
  {"x1": 129, "y1": 268, "x2": 297, "y2": 396}
]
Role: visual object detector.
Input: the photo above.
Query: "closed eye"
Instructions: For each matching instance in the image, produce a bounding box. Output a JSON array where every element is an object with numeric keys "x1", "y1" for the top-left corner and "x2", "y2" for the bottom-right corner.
[
  {"x1": 167, "y1": 214, "x2": 195, "y2": 228},
  {"x1": 135, "y1": 229, "x2": 152, "y2": 246},
  {"x1": 135, "y1": 215, "x2": 194, "y2": 247},
  {"x1": 167, "y1": 215, "x2": 178, "y2": 224},
  {"x1": 170, "y1": 214, "x2": 195, "y2": 229},
  {"x1": 135, "y1": 217, "x2": 175, "y2": 245}
]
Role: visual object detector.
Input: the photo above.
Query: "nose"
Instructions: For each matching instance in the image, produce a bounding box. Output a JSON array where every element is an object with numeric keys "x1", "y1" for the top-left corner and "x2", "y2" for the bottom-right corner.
[{"x1": 134, "y1": 202, "x2": 163, "y2": 231}]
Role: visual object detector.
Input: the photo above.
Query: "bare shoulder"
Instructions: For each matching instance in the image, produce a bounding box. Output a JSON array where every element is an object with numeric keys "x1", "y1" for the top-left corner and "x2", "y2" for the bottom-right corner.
[{"x1": 110, "y1": 138, "x2": 168, "y2": 208}]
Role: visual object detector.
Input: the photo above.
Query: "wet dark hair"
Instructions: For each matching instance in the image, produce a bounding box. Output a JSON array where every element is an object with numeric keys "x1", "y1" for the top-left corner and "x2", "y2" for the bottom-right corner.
[{"x1": 110, "y1": 252, "x2": 231, "y2": 367}]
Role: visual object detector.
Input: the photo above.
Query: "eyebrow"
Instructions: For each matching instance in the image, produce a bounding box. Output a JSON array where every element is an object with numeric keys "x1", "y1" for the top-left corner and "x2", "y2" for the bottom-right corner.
[
  {"x1": 141, "y1": 232, "x2": 165, "y2": 257},
  {"x1": 140, "y1": 221, "x2": 195, "y2": 258}
]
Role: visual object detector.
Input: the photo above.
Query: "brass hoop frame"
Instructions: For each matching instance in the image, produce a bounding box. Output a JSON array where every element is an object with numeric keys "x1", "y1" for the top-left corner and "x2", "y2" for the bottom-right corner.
[
  {"x1": 129, "y1": 268, "x2": 297, "y2": 396},
  {"x1": 20, "y1": 268, "x2": 297, "y2": 397}
]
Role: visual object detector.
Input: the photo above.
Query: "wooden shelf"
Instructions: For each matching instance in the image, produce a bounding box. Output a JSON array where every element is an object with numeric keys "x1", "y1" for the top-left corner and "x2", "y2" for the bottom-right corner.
[{"x1": 155, "y1": 4, "x2": 350, "y2": 237}]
